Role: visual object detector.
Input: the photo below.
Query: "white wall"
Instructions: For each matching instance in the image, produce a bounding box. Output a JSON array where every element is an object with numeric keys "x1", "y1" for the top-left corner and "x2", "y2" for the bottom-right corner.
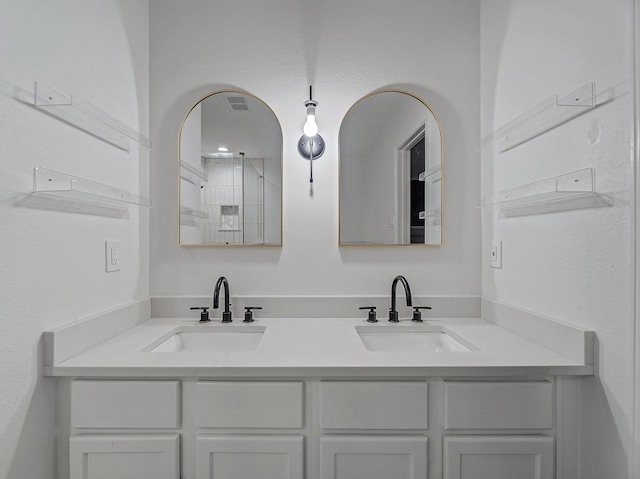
[
  {"x1": 149, "y1": 0, "x2": 481, "y2": 298},
  {"x1": 480, "y1": 1, "x2": 634, "y2": 477},
  {"x1": 0, "y1": 1, "x2": 149, "y2": 477}
]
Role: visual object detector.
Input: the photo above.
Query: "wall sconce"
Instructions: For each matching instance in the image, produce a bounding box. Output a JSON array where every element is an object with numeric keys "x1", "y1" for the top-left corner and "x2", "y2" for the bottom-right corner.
[{"x1": 298, "y1": 85, "x2": 325, "y2": 183}]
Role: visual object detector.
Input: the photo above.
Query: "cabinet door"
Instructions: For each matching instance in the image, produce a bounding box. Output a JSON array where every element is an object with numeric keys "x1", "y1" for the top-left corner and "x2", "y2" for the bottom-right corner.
[
  {"x1": 444, "y1": 436, "x2": 554, "y2": 479},
  {"x1": 444, "y1": 381, "x2": 553, "y2": 430},
  {"x1": 69, "y1": 434, "x2": 179, "y2": 479},
  {"x1": 196, "y1": 381, "x2": 304, "y2": 428},
  {"x1": 71, "y1": 380, "x2": 180, "y2": 429},
  {"x1": 196, "y1": 435, "x2": 304, "y2": 479},
  {"x1": 320, "y1": 381, "x2": 428, "y2": 430},
  {"x1": 320, "y1": 436, "x2": 428, "y2": 479}
]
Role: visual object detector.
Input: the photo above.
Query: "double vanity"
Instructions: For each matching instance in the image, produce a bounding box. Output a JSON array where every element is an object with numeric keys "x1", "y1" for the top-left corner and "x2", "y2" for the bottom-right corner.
[{"x1": 44, "y1": 290, "x2": 594, "y2": 479}]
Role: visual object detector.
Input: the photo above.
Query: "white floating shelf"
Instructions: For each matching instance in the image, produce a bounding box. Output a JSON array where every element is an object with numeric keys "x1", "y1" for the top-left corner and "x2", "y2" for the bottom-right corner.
[
  {"x1": 418, "y1": 165, "x2": 441, "y2": 182},
  {"x1": 419, "y1": 208, "x2": 441, "y2": 220},
  {"x1": 477, "y1": 168, "x2": 596, "y2": 212},
  {"x1": 180, "y1": 175, "x2": 197, "y2": 186},
  {"x1": 180, "y1": 160, "x2": 207, "y2": 181},
  {"x1": 32, "y1": 167, "x2": 153, "y2": 208},
  {"x1": 34, "y1": 81, "x2": 153, "y2": 151},
  {"x1": 476, "y1": 83, "x2": 596, "y2": 152},
  {"x1": 180, "y1": 206, "x2": 208, "y2": 219}
]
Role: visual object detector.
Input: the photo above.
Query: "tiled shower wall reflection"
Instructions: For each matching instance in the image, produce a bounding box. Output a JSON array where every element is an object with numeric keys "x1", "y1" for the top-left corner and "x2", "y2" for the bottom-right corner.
[{"x1": 201, "y1": 158, "x2": 264, "y2": 244}]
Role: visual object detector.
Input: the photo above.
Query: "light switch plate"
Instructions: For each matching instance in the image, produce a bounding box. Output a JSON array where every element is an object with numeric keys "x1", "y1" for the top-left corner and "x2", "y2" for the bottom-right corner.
[
  {"x1": 490, "y1": 240, "x2": 502, "y2": 269},
  {"x1": 105, "y1": 240, "x2": 122, "y2": 272}
]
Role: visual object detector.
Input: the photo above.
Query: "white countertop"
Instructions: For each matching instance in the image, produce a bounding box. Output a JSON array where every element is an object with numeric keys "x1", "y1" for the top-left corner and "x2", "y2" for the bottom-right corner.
[{"x1": 43, "y1": 316, "x2": 594, "y2": 377}]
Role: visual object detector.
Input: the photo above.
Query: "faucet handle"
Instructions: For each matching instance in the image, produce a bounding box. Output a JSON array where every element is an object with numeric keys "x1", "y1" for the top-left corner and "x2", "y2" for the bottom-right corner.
[
  {"x1": 412, "y1": 306, "x2": 432, "y2": 322},
  {"x1": 359, "y1": 306, "x2": 377, "y2": 323},
  {"x1": 190, "y1": 306, "x2": 210, "y2": 323},
  {"x1": 243, "y1": 306, "x2": 262, "y2": 323},
  {"x1": 221, "y1": 306, "x2": 233, "y2": 323}
]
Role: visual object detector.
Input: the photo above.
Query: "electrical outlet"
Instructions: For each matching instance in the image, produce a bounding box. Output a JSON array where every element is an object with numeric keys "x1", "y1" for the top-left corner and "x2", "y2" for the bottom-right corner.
[
  {"x1": 489, "y1": 240, "x2": 502, "y2": 269},
  {"x1": 105, "y1": 240, "x2": 122, "y2": 273}
]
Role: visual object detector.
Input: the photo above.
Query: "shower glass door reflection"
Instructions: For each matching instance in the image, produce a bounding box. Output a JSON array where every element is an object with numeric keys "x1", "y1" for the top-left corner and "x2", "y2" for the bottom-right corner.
[{"x1": 201, "y1": 156, "x2": 264, "y2": 244}]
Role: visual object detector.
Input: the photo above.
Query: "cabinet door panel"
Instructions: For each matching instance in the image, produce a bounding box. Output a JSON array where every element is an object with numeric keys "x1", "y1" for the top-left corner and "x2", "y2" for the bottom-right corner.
[
  {"x1": 69, "y1": 434, "x2": 179, "y2": 479},
  {"x1": 444, "y1": 381, "x2": 552, "y2": 430},
  {"x1": 196, "y1": 381, "x2": 304, "y2": 428},
  {"x1": 197, "y1": 435, "x2": 303, "y2": 479},
  {"x1": 71, "y1": 380, "x2": 180, "y2": 429},
  {"x1": 320, "y1": 381, "x2": 428, "y2": 430},
  {"x1": 444, "y1": 436, "x2": 553, "y2": 479},
  {"x1": 320, "y1": 436, "x2": 428, "y2": 479}
]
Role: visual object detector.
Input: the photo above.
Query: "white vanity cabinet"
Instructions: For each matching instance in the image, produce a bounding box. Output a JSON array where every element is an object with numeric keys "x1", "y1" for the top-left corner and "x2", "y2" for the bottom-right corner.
[
  {"x1": 194, "y1": 381, "x2": 305, "y2": 479},
  {"x1": 195, "y1": 381, "x2": 304, "y2": 428},
  {"x1": 62, "y1": 377, "x2": 566, "y2": 479},
  {"x1": 319, "y1": 381, "x2": 429, "y2": 430},
  {"x1": 443, "y1": 381, "x2": 553, "y2": 430},
  {"x1": 442, "y1": 380, "x2": 555, "y2": 479},
  {"x1": 196, "y1": 435, "x2": 304, "y2": 479},
  {"x1": 67, "y1": 380, "x2": 181, "y2": 479},
  {"x1": 444, "y1": 436, "x2": 554, "y2": 479},
  {"x1": 70, "y1": 434, "x2": 180, "y2": 479},
  {"x1": 319, "y1": 381, "x2": 429, "y2": 479},
  {"x1": 320, "y1": 436, "x2": 428, "y2": 479}
]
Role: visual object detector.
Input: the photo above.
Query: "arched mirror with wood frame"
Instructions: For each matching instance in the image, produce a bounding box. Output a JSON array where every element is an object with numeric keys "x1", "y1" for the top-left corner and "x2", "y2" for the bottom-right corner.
[
  {"x1": 339, "y1": 90, "x2": 443, "y2": 245},
  {"x1": 178, "y1": 90, "x2": 282, "y2": 246}
]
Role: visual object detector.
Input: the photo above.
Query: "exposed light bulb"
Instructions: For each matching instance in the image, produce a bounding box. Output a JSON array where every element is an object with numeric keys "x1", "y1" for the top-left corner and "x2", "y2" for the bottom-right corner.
[
  {"x1": 303, "y1": 105, "x2": 318, "y2": 137},
  {"x1": 217, "y1": 146, "x2": 229, "y2": 152},
  {"x1": 297, "y1": 86, "x2": 325, "y2": 182}
]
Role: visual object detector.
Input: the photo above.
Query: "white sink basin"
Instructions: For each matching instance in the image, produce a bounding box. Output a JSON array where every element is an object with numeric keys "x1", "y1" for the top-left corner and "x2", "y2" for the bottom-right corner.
[
  {"x1": 356, "y1": 326, "x2": 473, "y2": 352},
  {"x1": 145, "y1": 326, "x2": 265, "y2": 352}
]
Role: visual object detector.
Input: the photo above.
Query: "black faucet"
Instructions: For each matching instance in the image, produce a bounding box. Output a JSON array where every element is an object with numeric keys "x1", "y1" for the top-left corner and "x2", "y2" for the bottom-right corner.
[
  {"x1": 213, "y1": 276, "x2": 232, "y2": 322},
  {"x1": 389, "y1": 275, "x2": 412, "y2": 322}
]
